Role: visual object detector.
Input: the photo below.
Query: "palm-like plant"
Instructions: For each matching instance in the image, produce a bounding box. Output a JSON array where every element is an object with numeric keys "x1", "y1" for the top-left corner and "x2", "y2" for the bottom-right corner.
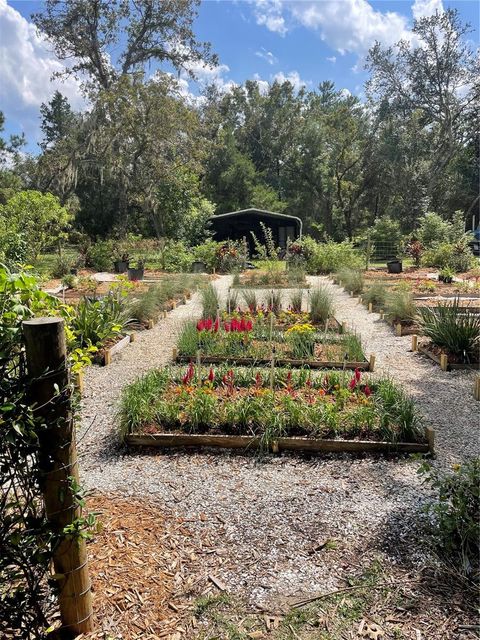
[{"x1": 417, "y1": 298, "x2": 480, "y2": 360}]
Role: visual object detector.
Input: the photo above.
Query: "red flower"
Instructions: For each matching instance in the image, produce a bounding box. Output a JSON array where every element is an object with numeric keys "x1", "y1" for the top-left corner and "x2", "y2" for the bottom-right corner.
[
  {"x1": 240, "y1": 317, "x2": 247, "y2": 331},
  {"x1": 355, "y1": 368, "x2": 361, "y2": 383},
  {"x1": 348, "y1": 377, "x2": 357, "y2": 390},
  {"x1": 205, "y1": 318, "x2": 213, "y2": 331},
  {"x1": 224, "y1": 321, "x2": 231, "y2": 332},
  {"x1": 306, "y1": 377, "x2": 312, "y2": 388},
  {"x1": 364, "y1": 384, "x2": 371, "y2": 397},
  {"x1": 214, "y1": 317, "x2": 220, "y2": 332},
  {"x1": 208, "y1": 367, "x2": 215, "y2": 383},
  {"x1": 182, "y1": 363, "x2": 195, "y2": 385},
  {"x1": 245, "y1": 319, "x2": 253, "y2": 332},
  {"x1": 196, "y1": 319, "x2": 205, "y2": 331},
  {"x1": 255, "y1": 372, "x2": 262, "y2": 387}
]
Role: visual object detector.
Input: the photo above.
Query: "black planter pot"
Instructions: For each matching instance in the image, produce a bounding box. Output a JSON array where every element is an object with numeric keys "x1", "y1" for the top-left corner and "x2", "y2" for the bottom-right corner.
[
  {"x1": 387, "y1": 259, "x2": 403, "y2": 274},
  {"x1": 192, "y1": 260, "x2": 207, "y2": 273},
  {"x1": 440, "y1": 276, "x2": 453, "y2": 284},
  {"x1": 114, "y1": 260, "x2": 129, "y2": 274},
  {"x1": 127, "y1": 267, "x2": 144, "y2": 281}
]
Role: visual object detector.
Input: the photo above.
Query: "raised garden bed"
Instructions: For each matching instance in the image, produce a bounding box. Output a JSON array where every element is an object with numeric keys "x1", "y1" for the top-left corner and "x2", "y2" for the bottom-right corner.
[
  {"x1": 120, "y1": 366, "x2": 431, "y2": 454},
  {"x1": 176, "y1": 315, "x2": 372, "y2": 370},
  {"x1": 96, "y1": 334, "x2": 131, "y2": 365},
  {"x1": 417, "y1": 343, "x2": 480, "y2": 371},
  {"x1": 232, "y1": 269, "x2": 309, "y2": 289}
]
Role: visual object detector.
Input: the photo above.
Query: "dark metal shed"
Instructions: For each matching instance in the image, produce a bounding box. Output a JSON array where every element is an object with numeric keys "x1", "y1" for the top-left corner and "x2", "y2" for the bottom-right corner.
[{"x1": 209, "y1": 208, "x2": 302, "y2": 254}]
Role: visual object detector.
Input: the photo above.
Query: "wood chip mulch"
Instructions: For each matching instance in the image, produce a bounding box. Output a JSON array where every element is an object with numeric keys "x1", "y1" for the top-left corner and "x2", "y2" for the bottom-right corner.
[{"x1": 79, "y1": 493, "x2": 206, "y2": 640}]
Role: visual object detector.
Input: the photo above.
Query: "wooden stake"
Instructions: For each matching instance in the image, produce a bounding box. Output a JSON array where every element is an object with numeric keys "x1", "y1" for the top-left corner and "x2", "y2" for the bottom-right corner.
[
  {"x1": 369, "y1": 354, "x2": 376, "y2": 372},
  {"x1": 23, "y1": 318, "x2": 93, "y2": 635},
  {"x1": 147, "y1": 318, "x2": 154, "y2": 330},
  {"x1": 425, "y1": 426, "x2": 435, "y2": 455},
  {"x1": 74, "y1": 370, "x2": 84, "y2": 395},
  {"x1": 368, "y1": 302, "x2": 373, "y2": 313},
  {"x1": 269, "y1": 313, "x2": 274, "y2": 342},
  {"x1": 411, "y1": 335, "x2": 418, "y2": 352},
  {"x1": 379, "y1": 310, "x2": 384, "y2": 320},
  {"x1": 163, "y1": 310, "x2": 167, "y2": 319},
  {"x1": 172, "y1": 347, "x2": 178, "y2": 360},
  {"x1": 271, "y1": 440, "x2": 279, "y2": 454},
  {"x1": 396, "y1": 323, "x2": 402, "y2": 337},
  {"x1": 350, "y1": 290, "x2": 354, "y2": 297},
  {"x1": 129, "y1": 331, "x2": 135, "y2": 343},
  {"x1": 172, "y1": 300, "x2": 177, "y2": 309},
  {"x1": 474, "y1": 376, "x2": 480, "y2": 401},
  {"x1": 270, "y1": 349, "x2": 275, "y2": 391},
  {"x1": 196, "y1": 350, "x2": 202, "y2": 385},
  {"x1": 342, "y1": 321, "x2": 347, "y2": 334},
  {"x1": 440, "y1": 353, "x2": 448, "y2": 371},
  {"x1": 104, "y1": 349, "x2": 112, "y2": 366}
]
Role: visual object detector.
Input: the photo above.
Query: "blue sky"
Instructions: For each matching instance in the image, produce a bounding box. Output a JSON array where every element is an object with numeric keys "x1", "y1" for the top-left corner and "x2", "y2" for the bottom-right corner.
[{"x1": 1, "y1": 0, "x2": 478, "y2": 153}]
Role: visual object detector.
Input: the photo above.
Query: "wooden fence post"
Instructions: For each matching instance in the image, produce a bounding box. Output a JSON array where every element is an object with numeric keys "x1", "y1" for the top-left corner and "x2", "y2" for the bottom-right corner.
[
  {"x1": 440, "y1": 353, "x2": 448, "y2": 371},
  {"x1": 23, "y1": 318, "x2": 93, "y2": 636},
  {"x1": 474, "y1": 376, "x2": 480, "y2": 401},
  {"x1": 411, "y1": 335, "x2": 418, "y2": 352}
]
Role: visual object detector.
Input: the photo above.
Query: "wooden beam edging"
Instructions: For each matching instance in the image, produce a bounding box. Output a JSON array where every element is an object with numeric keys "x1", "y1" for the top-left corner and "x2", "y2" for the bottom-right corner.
[
  {"x1": 417, "y1": 345, "x2": 480, "y2": 371},
  {"x1": 103, "y1": 334, "x2": 131, "y2": 365},
  {"x1": 174, "y1": 354, "x2": 371, "y2": 370},
  {"x1": 125, "y1": 431, "x2": 431, "y2": 454}
]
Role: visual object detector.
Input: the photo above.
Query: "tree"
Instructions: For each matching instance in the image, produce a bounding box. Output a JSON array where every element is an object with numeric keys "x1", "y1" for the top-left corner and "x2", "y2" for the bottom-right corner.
[
  {"x1": 0, "y1": 191, "x2": 72, "y2": 259},
  {"x1": 40, "y1": 91, "x2": 77, "y2": 150},
  {"x1": 32, "y1": 0, "x2": 217, "y2": 90},
  {"x1": 366, "y1": 9, "x2": 479, "y2": 219}
]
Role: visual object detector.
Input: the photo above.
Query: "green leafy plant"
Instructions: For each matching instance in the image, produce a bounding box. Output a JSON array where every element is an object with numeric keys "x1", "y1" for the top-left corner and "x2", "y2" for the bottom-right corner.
[
  {"x1": 302, "y1": 237, "x2": 363, "y2": 274},
  {"x1": 285, "y1": 323, "x2": 316, "y2": 358},
  {"x1": 419, "y1": 458, "x2": 479, "y2": 580},
  {"x1": 417, "y1": 299, "x2": 480, "y2": 359},
  {"x1": 309, "y1": 286, "x2": 334, "y2": 324},
  {"x1": 268, "y1": 289, "x2": 282, "y2": 314}
]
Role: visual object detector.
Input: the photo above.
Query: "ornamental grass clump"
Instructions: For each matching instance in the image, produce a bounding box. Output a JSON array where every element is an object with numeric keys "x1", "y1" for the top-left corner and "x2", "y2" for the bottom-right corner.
[
  {"x1": 336, "y1": 267, "x2": 364, "y2": 295},
  {"x1": 385, "y1": 290, "x2": 417, "y2": 323},
  {"x1": 362, "y1": 283, "x2": 387, "y2": 310},
  {"x1": 309, "y1": 286, "x2": 334, "y2": 324},
  {"x1": 290, "y1": 288, "x2": 303, "y2": 313},
  {"x1": 242, "y1": 289, "x2": 258, "y2": 312},
  {"x1": 417, "y1": 298, "x2": 480, "y2": 360},
  {"x1": 268, "y1": 289, "x2": 282, "y2": 314},
  {"x1": 201, "y1": 284, "x2": 220, "y2": 319}
]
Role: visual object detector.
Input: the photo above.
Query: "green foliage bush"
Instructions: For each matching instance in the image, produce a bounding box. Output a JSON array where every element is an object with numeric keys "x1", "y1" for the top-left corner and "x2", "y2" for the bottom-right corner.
[
  {"x1": 194, "y1": 240, "x2": 221, "y2": 272},
  {"x1": 303, "y1": 237, "x2": 362, "y2": 274},
  {"x1": 0, "y1": 190, "x2": 72, "y2": 260},
  {"x1": 421, "y1": 238, "x2": 475, "y2": 273},
  {"x1": 370, "y1": 216, "x2": 403, "y2": 256},
  {"x1": 419, "y1": 458, "x2": 479, "y2": 580},
  {"x1": 159, "y1": 240, "x2": 193, "y2": 272},
  {"x1": 83, "y1": 239, "x2": 114, "y2": 272}
]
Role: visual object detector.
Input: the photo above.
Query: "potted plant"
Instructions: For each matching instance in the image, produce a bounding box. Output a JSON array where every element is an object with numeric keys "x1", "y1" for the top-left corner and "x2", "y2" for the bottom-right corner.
[
  {"x1": 127, "y1": 259, "x2": 145, "y2": 281},
  {"x1": 113, "y1": 252, "x2": 130, "y2": 274},
  {"x1": 387, "y1": 258, "x2": 403, "y2": 274},
  {"x1": 439, "y1": 266, "x2": 454, "y2": 284}
]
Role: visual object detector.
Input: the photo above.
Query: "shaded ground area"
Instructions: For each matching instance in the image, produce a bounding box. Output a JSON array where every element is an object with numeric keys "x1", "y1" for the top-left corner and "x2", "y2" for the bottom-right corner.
[{"x1": 78, "y1": 276, "x2": 478, "y2": 639}]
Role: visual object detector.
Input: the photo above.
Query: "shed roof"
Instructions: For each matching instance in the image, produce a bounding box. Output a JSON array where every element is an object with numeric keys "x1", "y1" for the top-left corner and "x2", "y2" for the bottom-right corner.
[{"x1": 211, "y1": 208, "x2": 302, "y2": 228}]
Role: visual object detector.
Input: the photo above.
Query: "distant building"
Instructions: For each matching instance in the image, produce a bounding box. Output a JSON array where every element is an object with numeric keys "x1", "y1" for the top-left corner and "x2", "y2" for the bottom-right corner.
[{"x1": 209, "y1": 208, "x2": 302, "y2": 254}]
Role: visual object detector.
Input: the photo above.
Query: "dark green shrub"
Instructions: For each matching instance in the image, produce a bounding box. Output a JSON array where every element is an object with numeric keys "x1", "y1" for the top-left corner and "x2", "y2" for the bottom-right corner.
[
  {"x1": 363, "y1": 283, "x2": 387, "y2": 309},
  {"x1": 385, "y1": 290, "x2": 416, "y2": 322},
  {"x1": 303, "y1": 237, "x2": 363, "y2": 274},
  {"x1": 84, "y1": 240, "x2": 114, "y2": 272}
]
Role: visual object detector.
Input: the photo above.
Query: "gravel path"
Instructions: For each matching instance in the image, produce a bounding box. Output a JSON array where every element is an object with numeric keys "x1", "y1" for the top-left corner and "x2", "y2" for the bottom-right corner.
[{"x1": 78, "y1": 275, "x2": 478, "y2": 613}]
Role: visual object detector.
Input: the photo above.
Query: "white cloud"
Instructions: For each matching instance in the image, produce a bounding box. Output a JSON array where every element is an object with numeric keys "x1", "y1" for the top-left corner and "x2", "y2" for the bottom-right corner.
[
  {"x1": 252, "y1": 73, "x2": 270, "y2": 95},
  {"x1": 412, "y1": 0, "x2": 444, "y2": 20},
  {"x1": 327, "y1": 56, "x2": 337, "y2": 63},
  {"x1": 0, "y1": 0, "x2": 84, "y2": 144},
  {"x1": 272, "y1": 70, "x2": 309, "y2": 91},
  {"x1": 251, "y1": 0, "x2": 418, "y2": 57},
  {"x1": 255, "y1": 47, "x2": 278, "y2": 65},
  {"x1": 252, "y1": 0, "x2": 287, "y2": 35}
]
